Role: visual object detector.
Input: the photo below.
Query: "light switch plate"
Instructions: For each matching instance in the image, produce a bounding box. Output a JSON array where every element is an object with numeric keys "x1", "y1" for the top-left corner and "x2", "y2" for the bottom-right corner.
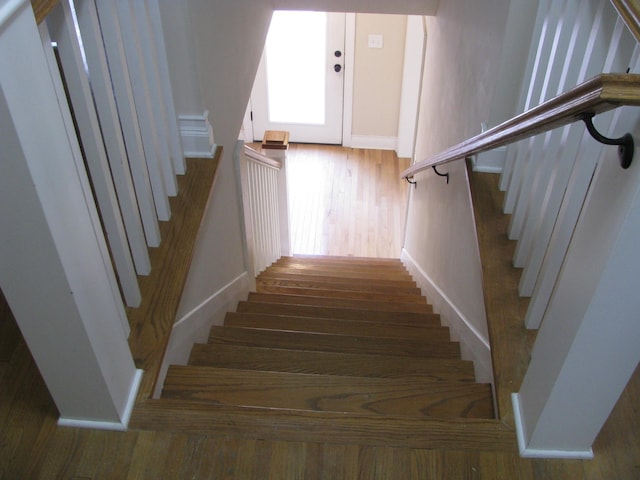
[{"x1": 368, "y1": 34, "x2": 383, "y2": 49}]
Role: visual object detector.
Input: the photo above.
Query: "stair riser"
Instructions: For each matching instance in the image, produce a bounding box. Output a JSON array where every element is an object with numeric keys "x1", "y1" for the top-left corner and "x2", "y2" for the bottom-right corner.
[
  {"x1": 188, "y1": 344, "x2": 476, "y2": 381},
  {"x1": 258, "y1": 272, "x2": 417, "y2": 288},
  {"x1": 247, "y1": 293, "x2": 433, "y2": 314},
  {"x1": 224, "y1": 313, "x2": 450, "y2": 341},
  {"x1": 263, "y1": 266, "x2": 413, "y2": 281},
  {"x1": 131, "y1": 401, "x2": 515, "y2": 451},
  {"x1": 277, "y1": 255, "x2": 404, "y2": 266},
  {"x1": 236, "y1": 301, "x2": 440, "y2": 326},
  {"x1": 256, "y1": 278, "x2": 422, "y2": 296},
  {"x1": 255, "y1": 285, "x2": 427, "y2": 304},
  {"x1": 208, "y1": 327, "x2": 461, "y2": 358},
  {"x1": 163, "y1": 367, "x2": 494, "y2": 419}
]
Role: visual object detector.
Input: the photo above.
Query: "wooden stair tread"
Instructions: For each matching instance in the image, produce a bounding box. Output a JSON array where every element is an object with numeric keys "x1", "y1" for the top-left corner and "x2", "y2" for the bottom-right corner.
[
  {"x1": 208, "y1": 326, "x2": 460, "y2": 358},
  {"x1": 255, "y1": 285, "x2": 427, "y2": 304},
  {"x1": 188, "y1": 344, "x2": 477, "y2": 381},
  {"x1": 224, "y1": 312, "x2": 449, "y2": 340},
  {"x1": 256, "y1": 277, "x2": 421, "y2": 295},
  {"x1": 236, "y1": 301, "x2": 440, "y2": 325},
  {"x1": 274, "y1": 259, "x2": 409, "y2": 273},
  {"x1": 131, "y1": 400, "x2": 515, "y2": 451},
  {"x1": 261, "y1": 266, "x2": 413, "y2": 281},
  {"x1": 155, "y1": 254, "x2": 497, "y2": 447},
  {"x1": 162, "y1": 365, "x2": 494, "y2": 419},
  {"x1": 281, "y1": 254, "x2": 403, "y2": 265},
  {"x1": 247, "y1": 293, "x2": 433, "y2": 313},
  {"x1": 257, "y1": 271, "x2": 418, "y2": 288}
]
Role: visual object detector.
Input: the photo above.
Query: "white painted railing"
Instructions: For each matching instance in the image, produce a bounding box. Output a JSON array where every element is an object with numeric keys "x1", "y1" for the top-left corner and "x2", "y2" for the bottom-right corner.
[
  {"x1": 236, "y1": 144, "x2": 291, "y2": 277},
  {"x1": 495, "y1": 0, "x2": 640, "y2": 458},
  {"x1": 499, "y1": 0, "x2": 640, "y2": 329},
  {"x1": 34, "y1": 0, "x2": 187, "y2": 308}
]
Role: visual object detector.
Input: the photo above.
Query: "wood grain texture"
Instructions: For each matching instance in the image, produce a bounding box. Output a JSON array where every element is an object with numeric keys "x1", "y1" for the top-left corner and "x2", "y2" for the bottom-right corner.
[
  {"x1": 131, "y1": 399, "x2": 514, "y2": 451},
  {"x1": 237, "y1": 300, "x2": 438, "y2": 324},
  {"x1": 247, "y1": 292, "x2": 433, "y2": 313},
  {"x1": 1, "y1": 286, "x2": 638, "y2": 479},
  {"x1": 283, "y1": 145, "x2": 410, "y2": 258},
  {"x1": 188, "y1": 344, "x2": 477, "y2": 381},
  {"x1": 126, "y1": 151, "x2": 220, "y2": 401},
  {"x1": 257, "y1": 276, "x2": 421, "y2": 295},
  {"x1": 208, "y1": 325, "x2": 461, "y2": 358},
  {"x1": 223, "y1": 312, "x2": 447, "y2": 338},
  {"x1": 162, "y1": 365, "x2": 494, "y2": 418},
  {"x1": 2, "y1": 152, "x2": 639, "y2": 477},
  {"x1": 403, "y1": 74, "x2": 640, "y2": 179},
  {"x1": 611, "y1": 0, "x2": 640, "y2": 43},
  {"x1": 468, "y1": 165, "x2": 534, "y2": 421}
]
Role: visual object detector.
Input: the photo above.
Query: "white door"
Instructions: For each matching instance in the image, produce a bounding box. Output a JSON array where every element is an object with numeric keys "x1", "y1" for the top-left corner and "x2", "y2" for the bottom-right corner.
[{"x1": 251, "y1": 11, "x2": 345, "y2": 144}]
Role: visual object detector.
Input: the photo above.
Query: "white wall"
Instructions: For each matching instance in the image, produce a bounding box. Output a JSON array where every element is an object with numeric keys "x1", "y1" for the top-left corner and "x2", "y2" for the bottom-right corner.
[
  {"x1": 402, "y1": 0, "x2": 536, "y2": 381},
  {"x1": 158, "y1": 0, "x2": 274, "y2": 329}
]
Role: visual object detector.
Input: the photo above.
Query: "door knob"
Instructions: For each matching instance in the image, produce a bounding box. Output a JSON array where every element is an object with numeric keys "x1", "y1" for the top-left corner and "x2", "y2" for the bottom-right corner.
[
  {"x1": 334, "y1": 64, "x2": 342, "y2": 73},
  {"x1": 334, "y1": 50, "x2": 342, "y2": 58}
]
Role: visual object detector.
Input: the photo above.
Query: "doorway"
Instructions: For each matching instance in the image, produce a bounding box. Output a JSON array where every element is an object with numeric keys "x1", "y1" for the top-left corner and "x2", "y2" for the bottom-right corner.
[{"x1": 250, "y1": 11, "x2": 346, "y2": 144}]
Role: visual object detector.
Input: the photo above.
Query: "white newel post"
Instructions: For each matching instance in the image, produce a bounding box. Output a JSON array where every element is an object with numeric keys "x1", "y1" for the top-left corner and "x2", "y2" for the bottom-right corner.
[
  {"x1": 0, "y1": 0, "x2": 142, "y2": 429},
  {"x1": 277, "y1": 154, "x2": 292, "y2": 257},
  {"x1": 512, "y1": 106, "x2": 640, "y2": 458}
]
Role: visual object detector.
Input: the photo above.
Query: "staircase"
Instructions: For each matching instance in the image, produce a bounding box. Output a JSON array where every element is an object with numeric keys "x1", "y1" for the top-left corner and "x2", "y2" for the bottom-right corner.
[{"x1": 132, "y1": 256, "x2": 514, "y2": 450}]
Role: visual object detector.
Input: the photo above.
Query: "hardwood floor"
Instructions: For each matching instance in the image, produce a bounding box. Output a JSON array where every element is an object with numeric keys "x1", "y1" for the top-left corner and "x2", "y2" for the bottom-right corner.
[
  {"x1": 285, "y1": 144, "x2": 410, "y2": 258},
  {"x1": 1, "y1": 149, "x2": 639, "y2": 478}
]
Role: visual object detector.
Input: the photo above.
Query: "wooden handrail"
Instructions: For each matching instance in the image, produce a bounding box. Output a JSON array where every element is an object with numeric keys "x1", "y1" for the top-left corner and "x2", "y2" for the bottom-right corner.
[
  {"x1": 611, "y1": 0, "x2": 640, "y2": 43},
  {"x1": 244, "y1": 145, "x2": 282, "y2": 170},
  {"x1": 401, "y1": 74, "x2": 640, "y2": 180}
]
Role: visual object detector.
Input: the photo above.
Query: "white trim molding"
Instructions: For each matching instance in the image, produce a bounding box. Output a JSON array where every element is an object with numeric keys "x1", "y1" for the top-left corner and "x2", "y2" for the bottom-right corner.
[
  {"x1": 401, "y1": 249, "x2": 493, "y2": 384},
  {"x1": 153, "y1": 272, "x2": 252, "y2": 398},
  {"x1": 471, "y1": 147, "x2": 507, "y2": 174},
  {"x1": 341, "y1": 12, "x2": 356, "y2": 147},
  {"x1": 58, "y1": 369, "x2": 144, "y2": 431},
  {"x1": 178, "y1": 110, "x2": 217, "y2": 158},
  {"x1": 350, "y1": 135, "x2": 398, "y2": 151},
  {"x1": 471, "y1": 123, "x2": 507, "y2": 173},
  {"x1": 511, "y1": 393, "x2": 594, "y2": 459}
]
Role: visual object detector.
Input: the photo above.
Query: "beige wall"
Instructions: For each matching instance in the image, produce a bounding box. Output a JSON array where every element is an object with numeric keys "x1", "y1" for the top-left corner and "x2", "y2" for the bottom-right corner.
[
  {"x1": 403, "y1": 0, "x2": 535, "y2": 379},
  {"x1": 352, "y1": 14, "x2": 407, "y2": 137}
]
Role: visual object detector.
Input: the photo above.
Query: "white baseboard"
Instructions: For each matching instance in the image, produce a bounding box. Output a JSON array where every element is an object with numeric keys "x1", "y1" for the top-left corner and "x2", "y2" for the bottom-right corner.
[
  {"x1": 349, "y1": 135, "x2": 398, "y2": 151},
  {"x1": 178, "y1": 110, "x2": 217, "y2": 158},
  {"x1": 57, "y1": 368, "x2": 143, "y2": 431},
  {"x1": 511, "y1": 393, "x2": 594, "y2": 459},
  {"x1": 152, "y1": 272, "x2": 251, "y2": 398},
  {"x1": 401, "y1": 248, "x2": 494, "y2": 384}
]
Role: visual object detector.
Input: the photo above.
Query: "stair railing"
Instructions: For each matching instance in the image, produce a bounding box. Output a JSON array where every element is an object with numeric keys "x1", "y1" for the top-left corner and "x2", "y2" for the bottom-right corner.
[
  {"x1": 235, "y1": 143, "x2": 291, "y2": 277},
  {"x1": 401, "y1": 74, "x2": 640, "y2": 182}
]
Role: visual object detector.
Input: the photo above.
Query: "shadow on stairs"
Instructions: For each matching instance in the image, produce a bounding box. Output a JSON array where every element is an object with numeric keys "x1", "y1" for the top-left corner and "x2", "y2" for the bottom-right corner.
[{"x1": 131, "y1": 255, "x2": 515, "y2": 451}]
